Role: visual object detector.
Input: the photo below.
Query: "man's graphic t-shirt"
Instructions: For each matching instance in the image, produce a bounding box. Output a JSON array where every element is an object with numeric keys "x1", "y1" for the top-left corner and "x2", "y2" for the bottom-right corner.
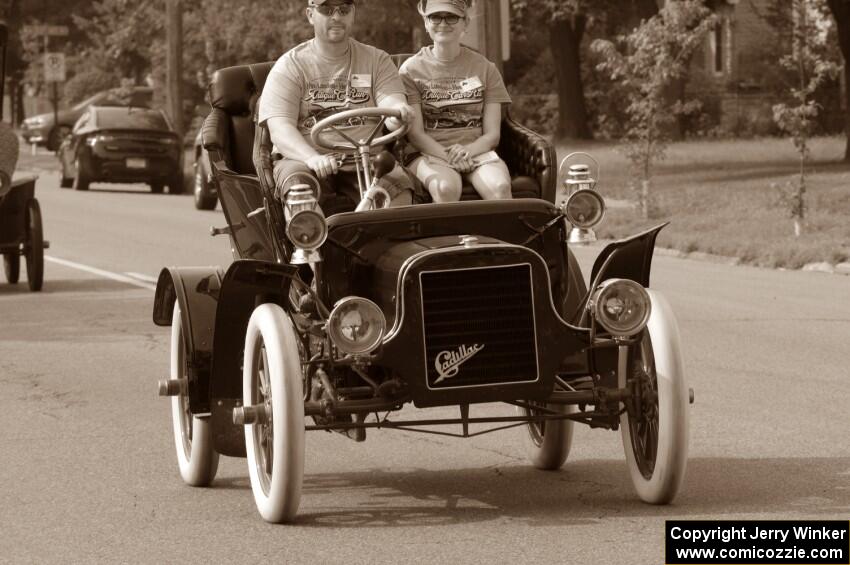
[
  {"x1": 258, "y1": 38, "x2": 405, "y2": 154},
  {"x1": 400, "y1": 46, "x2": 511, "y2": 147}
]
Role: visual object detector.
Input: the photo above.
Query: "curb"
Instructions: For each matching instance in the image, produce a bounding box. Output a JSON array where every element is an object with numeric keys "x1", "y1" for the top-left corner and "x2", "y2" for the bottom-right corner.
[{"x1": 653, "y1": 246, "x2": 849, "y2": 276}]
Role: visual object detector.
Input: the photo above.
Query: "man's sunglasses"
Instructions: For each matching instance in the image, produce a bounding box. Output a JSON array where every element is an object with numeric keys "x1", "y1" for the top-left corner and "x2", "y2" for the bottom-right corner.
[
  {"x1": 312, "y1": 4, "x2": 354, "y2": 17},
  {"x1": 427, "y1": 13, "x2": 461, "y2": 25}
]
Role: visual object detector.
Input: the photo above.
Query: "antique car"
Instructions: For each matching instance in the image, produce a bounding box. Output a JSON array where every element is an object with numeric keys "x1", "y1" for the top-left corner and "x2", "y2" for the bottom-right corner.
[
  {"x1": 152, "y1": 59, "x2": 691, "y2": 523},
  {"x1": 192, "y1": 127, "x2": 218, "y2": 210},
  {"x1": 58, "y1": 105, "x2": 184, "y2": 193},
  {"x1": 0, "y1": 23, "x2": 46, "y2": 292},
  {"x1": 21, "y1": 85, "x2": 153, "y2": 152}
]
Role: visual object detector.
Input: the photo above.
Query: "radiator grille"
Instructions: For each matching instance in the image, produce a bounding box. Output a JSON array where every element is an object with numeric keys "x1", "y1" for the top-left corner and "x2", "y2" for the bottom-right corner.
[{"x1": 420, "y1": 264, "x2": 538, "y2": 389}]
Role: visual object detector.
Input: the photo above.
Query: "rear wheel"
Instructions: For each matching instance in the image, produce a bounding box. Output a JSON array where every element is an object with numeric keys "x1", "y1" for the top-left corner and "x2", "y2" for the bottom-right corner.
[
  {"x1": 620, "y1": 290, "x2": 689, "y2": 504},
  {"x1": 73, "y1": 151, "x2": 91, "y2": 191},
  {"x1": 150, "y1": 182, "x2": 164, "y2": 194},
  {"x1": 25, "y1": 199, "x2": 44, "y2": 292},
  {"x1": 243, "y1": 303, "x2": 305, "y2": 523},
  {"x1": 519, "y1": 402, "x2": 574, "y2": 470},
  {"x1": 170, "y1": 303, "x2": 219, "y2": 486},
  {"x1": 3, "y1": 254, "x2": 20, "y2": 284}
]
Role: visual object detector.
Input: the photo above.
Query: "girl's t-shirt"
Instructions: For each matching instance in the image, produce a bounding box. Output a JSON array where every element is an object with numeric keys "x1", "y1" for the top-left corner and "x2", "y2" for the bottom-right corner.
[{"x1": 400, "y1": 46, "x2": 511, "y2": 147}]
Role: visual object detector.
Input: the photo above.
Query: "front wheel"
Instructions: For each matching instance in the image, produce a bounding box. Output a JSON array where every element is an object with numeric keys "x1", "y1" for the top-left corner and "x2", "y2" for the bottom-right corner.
[
  {"x1": 3, "y1": 254, "x2": 20, "y2": 284},
  {"x1": 243, "y1": 303, "x2": 305, "y2": 523},
  {"x1": 620, "y1": 290, "x2": 689, "y2": 504},
  {"x1": 25, "y1": 199, "x2": 44, "y2": 291},
  {"x1": 170, "y1": 303, "x2": 219, "y2": 486},
  {"x1": 518, "y1": 403, "x2": 574, "y2": 470}
]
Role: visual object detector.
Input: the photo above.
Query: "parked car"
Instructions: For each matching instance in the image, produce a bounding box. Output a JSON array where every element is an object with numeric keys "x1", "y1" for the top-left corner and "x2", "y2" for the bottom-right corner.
[
  {"x1": 21, "y1": 86, "x2": 153, "y2": 151},
  {"x1": 192, "y1": 127, "x2": 217, "y2": 210},
  {"x1": 152, "y1": 60, "x2": 691, "y2": 524},
  {"x1": 58, "y1": 105, "x2": 184, "y2": 193}
]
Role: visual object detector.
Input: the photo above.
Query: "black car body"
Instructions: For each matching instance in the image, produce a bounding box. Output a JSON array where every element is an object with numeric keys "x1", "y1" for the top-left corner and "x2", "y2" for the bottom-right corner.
[
  {"x1": 192, "y1": 127, "x2": 217, "y2": 209},
  {"x1": 58, "y1": 105, "x2": 183, "y2": 193},
  {"x1": 21, "y1": 86, "x2": 153, "y2": 151},
  {"x1": 153, "y1": 59, "x2": 691, "y2": 523}
]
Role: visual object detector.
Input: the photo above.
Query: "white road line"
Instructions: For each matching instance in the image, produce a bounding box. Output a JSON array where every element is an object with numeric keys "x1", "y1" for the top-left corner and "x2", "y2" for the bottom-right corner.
[
  {"x1": 45, "y1": 256, "x2": 157, "y2": 291},
  {"x1": 124, "y1": 272, "x2": 159, "y2": 284}
]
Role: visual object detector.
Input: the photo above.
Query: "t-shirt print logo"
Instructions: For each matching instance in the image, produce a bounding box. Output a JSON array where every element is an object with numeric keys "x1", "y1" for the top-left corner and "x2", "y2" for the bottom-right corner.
[
  {"x1": 304, "y1": 76, "x2": 371, "y2": 109},
  {"x1": 418, "y1": 77, "x2": 483, "y2": 109}
]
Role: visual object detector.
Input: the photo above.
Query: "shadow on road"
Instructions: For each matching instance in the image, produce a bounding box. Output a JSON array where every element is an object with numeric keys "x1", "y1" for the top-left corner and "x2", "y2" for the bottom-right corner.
[{"x1": 211, "y1": 457, "x2": 850, "y2": 528}]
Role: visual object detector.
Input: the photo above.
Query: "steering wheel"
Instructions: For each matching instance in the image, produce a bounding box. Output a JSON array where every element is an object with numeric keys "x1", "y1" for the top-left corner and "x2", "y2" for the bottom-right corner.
[{"x1": 310, "y1": 107, "x2": 409, "y2": 152}]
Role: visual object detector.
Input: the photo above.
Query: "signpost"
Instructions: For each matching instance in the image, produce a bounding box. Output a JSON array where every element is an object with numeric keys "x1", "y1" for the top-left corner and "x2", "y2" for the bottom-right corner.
[{"x1": 22, "y1": 25, "x2": 69, "y2": 152}]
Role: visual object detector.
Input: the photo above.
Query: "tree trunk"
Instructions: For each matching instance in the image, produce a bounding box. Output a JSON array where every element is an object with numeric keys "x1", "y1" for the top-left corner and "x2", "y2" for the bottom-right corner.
[
  {"x1": 549, "y1": 16, "x2": 592, "y2": 140},
  {"x1": 826, "y1": 0, "x2": 850, "y2": 161}
]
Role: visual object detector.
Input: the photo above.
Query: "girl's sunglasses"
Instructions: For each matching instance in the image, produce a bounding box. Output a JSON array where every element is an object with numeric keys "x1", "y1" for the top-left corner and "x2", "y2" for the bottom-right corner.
[{"x1": 427, "y1": 13, "x2": 461, "y2": 25}]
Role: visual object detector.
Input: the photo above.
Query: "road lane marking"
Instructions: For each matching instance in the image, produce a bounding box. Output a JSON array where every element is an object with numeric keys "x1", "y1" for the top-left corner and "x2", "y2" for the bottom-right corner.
[
  {"x1": 124, "y1": 272, "x2": 158, "y2": 284},
  {"x1": 45, "y1": 256, "x2": 157, "y2": 291}
]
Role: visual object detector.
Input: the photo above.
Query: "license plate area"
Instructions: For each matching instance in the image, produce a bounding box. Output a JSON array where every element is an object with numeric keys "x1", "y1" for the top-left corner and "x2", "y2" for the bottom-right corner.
[{"x1": 126, "y1": 157, "x2": 147, "y2": 169}]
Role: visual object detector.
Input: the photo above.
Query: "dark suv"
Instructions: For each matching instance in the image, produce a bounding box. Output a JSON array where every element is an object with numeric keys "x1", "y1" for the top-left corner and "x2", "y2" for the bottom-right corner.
[
  {"x1": 21, "y1": 86, "x2": 153, "y2": 151},
  {"x1": 58, "y1": 105, "x2": 183, "y2": 193}
]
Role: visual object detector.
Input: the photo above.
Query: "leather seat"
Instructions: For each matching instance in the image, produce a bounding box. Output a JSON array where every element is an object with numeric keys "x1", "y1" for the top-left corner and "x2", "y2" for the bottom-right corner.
[{"x1": 201, "y1": 56, "x2": 557, "y2": 204}]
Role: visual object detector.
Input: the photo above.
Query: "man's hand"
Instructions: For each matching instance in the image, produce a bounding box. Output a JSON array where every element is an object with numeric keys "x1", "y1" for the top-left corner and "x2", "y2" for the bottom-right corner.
[
  {"x1": 446, "y1": 144, "x2": 474, "y2": 172},
  {"x1": 305, "y1": 154, "x2": 339, "y2": 179},
  {"x1": 386, "y1": 103, "x2": 415, "y2": 130}
]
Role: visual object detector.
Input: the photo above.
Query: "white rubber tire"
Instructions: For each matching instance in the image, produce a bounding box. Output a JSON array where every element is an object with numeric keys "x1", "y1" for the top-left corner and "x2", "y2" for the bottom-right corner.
[
  {"x1": 170, "y1": 303, "x2": 219, "y2": 486},
  {"x1": 620, "y1": 289, "x2": 689, "y2": 504},
  {"x1": 243, "y1": 303, "x2": 305, "y2": 523},
  {"x1": 519, "y1": 403, "x2": 575, "y2": 470}
]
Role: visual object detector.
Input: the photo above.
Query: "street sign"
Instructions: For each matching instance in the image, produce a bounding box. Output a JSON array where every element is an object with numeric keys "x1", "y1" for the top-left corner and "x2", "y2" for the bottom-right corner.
[
  {"x1": 22, "y1": 24, "x2": 70, "y2": 37},
  {"x1": 44, "y1": 52, "x2": 66, "y2": 82}
]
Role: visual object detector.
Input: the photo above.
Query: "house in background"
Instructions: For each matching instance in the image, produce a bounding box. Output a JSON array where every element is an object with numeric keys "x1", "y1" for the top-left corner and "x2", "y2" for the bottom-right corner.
[{"x1": 685, "y1": 0, "x2": 843, "y2": 135}]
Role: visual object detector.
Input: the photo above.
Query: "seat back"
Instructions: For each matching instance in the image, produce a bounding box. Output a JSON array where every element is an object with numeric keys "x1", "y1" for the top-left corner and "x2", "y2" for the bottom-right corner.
[{"x1": 203, "y1": 62, "x2": 274, "y2": 175}]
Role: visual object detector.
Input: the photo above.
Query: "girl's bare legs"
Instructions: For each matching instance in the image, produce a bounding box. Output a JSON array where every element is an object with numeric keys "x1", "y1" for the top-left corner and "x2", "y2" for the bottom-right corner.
[
  {"x1": 467, "y1": 159, "x2": 512, "y2": 200},
  {"x1": 410, "y1": 155, "x2": 463, "y2": 203}
]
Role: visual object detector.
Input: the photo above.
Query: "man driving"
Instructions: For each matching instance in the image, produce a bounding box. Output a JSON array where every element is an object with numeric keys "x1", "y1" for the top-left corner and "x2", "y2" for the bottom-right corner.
[{"x1": 258, "y1": 0, "x2": 416, "y2": 212}]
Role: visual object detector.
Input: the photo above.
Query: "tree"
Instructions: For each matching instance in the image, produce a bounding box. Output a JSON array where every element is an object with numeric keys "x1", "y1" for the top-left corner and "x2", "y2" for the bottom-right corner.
[
  {"x1": 509, "y1": 0, "x2": 660, "y2": 140},
  {"x1": 825, "y1": 0, "x2": 850, "y2": 160},
  {"x1": 592, "y1": 1, "x2": 716, "y2": 218},
  {"x1": 772, "y1": 0, "x2": 839, "y2": 237}
]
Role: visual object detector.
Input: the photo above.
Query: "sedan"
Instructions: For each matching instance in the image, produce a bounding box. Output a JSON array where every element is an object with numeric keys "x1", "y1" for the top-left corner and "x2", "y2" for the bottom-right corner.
[{"x1": 58, "y1": 105, "x2": 184, "y2": 194}]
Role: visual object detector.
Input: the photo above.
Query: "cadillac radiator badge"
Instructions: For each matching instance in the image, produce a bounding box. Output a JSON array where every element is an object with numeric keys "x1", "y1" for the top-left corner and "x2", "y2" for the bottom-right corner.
[{"x1": 434, "y1": 344, "x2": 485, "y2": 384}]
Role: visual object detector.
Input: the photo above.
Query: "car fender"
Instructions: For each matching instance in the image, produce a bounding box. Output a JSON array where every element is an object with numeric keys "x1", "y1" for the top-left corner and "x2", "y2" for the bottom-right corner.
[
  {"x1": 589, "y1": 223, "x2": 668, "y2": 289},
  {"x1": 153, "y1": 266, "x2": 224, "y2": 414},
  {"x1": 208, "y1": 259, "x2": 299, "y2": 457}
]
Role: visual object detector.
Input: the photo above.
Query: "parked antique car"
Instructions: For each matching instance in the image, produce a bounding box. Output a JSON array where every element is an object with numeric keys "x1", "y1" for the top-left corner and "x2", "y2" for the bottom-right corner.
[
  {"x1": 192, "y1": 127, "x2": 217, "y2": 210},
  {"x1": 21, "y1": 85, "x2": 153, "y2": 152},
  {"x1": 58, "y1": 105, "x2": 184, "y2": 193},
  {"x1": 0, "y1": 23, "x2": 46, "y2": 292},
  {"x1": 153, "y1": 59, "x2": 691, "y2": 523}
]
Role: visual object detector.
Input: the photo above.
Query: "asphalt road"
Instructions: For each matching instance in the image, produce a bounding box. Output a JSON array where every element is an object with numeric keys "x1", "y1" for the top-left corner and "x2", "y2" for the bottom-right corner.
[{"x1": 1, "y1": 160, "x2": 848, "y2": 564}]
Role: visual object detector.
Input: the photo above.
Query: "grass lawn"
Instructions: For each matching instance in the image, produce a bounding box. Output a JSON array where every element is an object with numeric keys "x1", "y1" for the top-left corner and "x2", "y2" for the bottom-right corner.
[{"x1": 556, "y1": 136, "x2": 850, "y2": 269}]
